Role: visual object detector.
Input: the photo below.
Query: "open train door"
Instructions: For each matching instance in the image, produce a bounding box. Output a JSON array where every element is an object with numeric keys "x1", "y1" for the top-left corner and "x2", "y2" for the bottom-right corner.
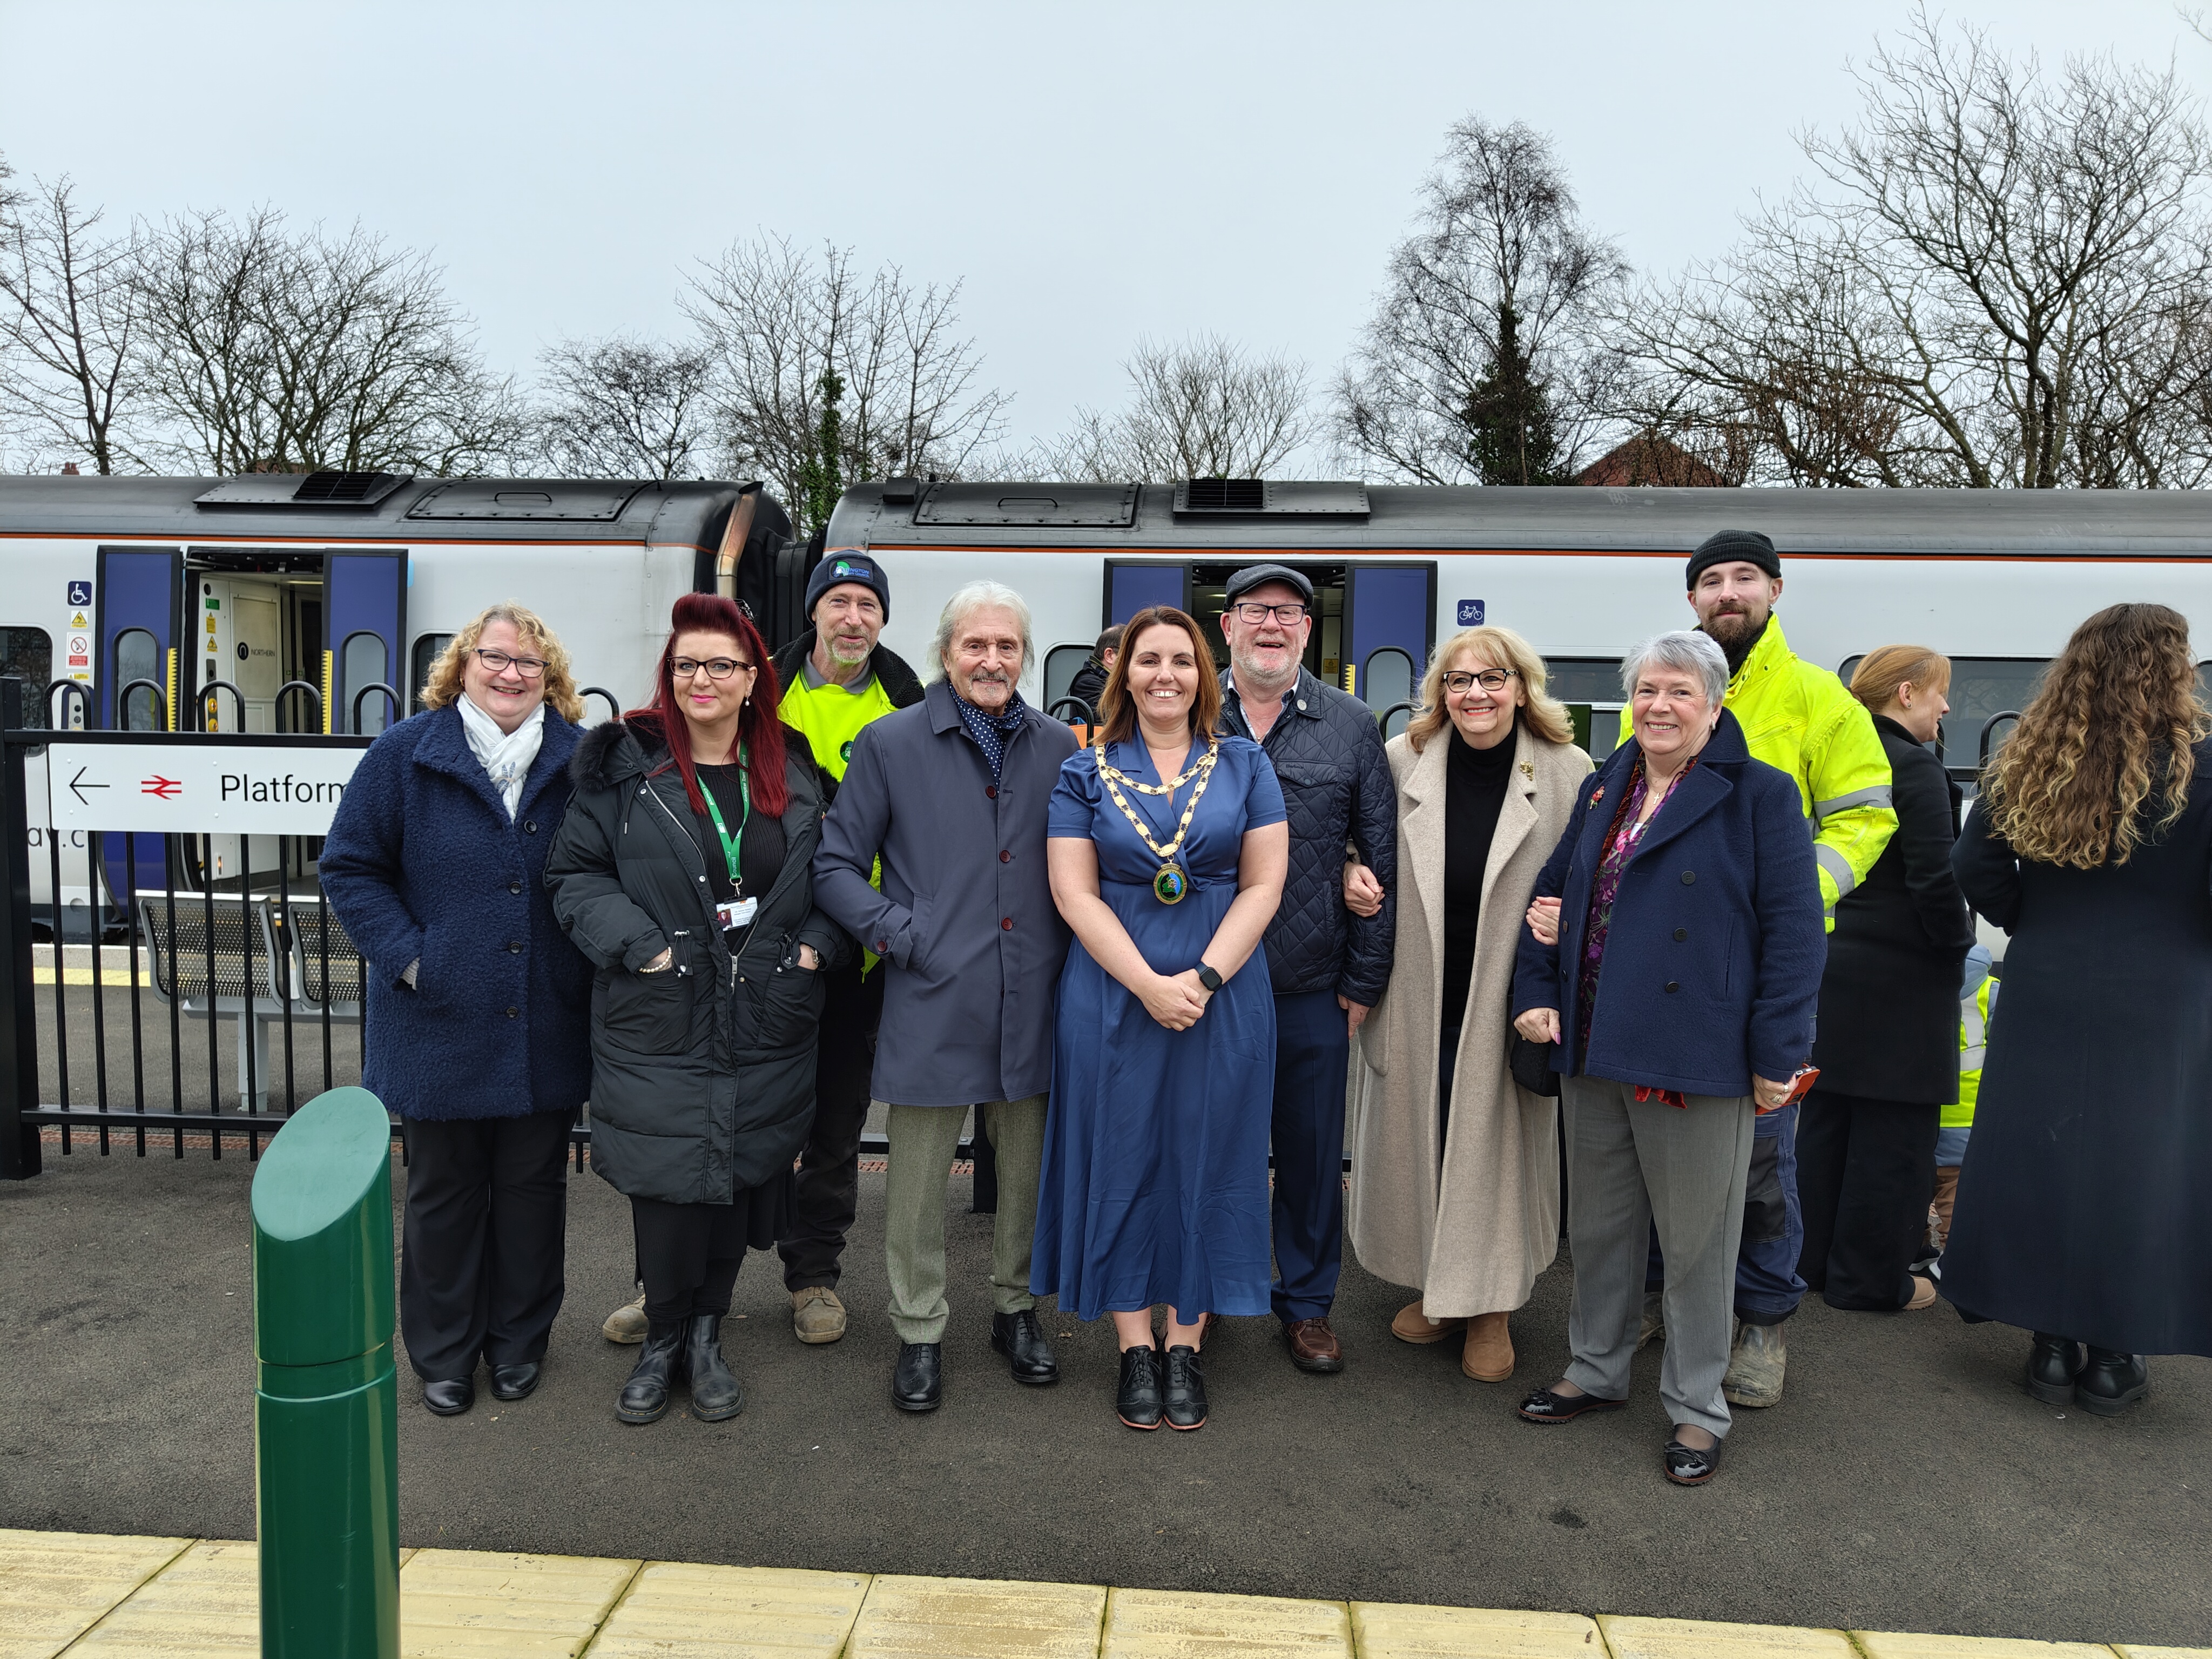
[
  {"x1": 324, "y1": 550, "x2": 407, "y2": 734},
  {"x1": 1340, "y1": 562, "x2": 1436, "y2": 738}
]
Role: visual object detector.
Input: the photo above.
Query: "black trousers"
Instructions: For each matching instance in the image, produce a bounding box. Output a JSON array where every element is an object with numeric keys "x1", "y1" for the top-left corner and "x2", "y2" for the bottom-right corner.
[
  {"x1": 633, "y1": 1196, "x2": 750, "y2": 1328},
  {"x1": 779, "y1": 958, "x2": 885, "y2": 1290},
  {"x1": 399, "y1": 1110, "x2": 572, "y2": 1381},
  {"x1": 1795, "y1": 1087, "x2": 1939, "y2": 1311}
]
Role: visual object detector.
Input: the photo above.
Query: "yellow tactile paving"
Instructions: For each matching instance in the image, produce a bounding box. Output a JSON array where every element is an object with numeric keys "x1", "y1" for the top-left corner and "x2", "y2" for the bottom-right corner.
[
  {"x1": 400, "y1": 1548, "x2": 640, "y2": 1658},
  {"x1": 1103, "y1": 1586, "x2": 1351, "y2": 1656},
  {"x1": 1856, "y1": 1636, "x2": 2121, "y2": 1657},
  {"x1": 62, "y1": 1539, "x2": 260, "y2": 1656},
  {"x1": 0, "y1": 1529, "x2": 191, "y2": 1659},
  {"x1": 846, "y1": 1573, "x2": 1107, "y2": 1658},
  {"x1": 579, "y1": 1560, "x2": 871, "y2": 1656},
  {"x1": 1351, "y1": 1600, "x2": 1604, "y2": 1656},
  {"x1": 1598, "y1": 1615, "x2": 1859, "y2": 1658}
]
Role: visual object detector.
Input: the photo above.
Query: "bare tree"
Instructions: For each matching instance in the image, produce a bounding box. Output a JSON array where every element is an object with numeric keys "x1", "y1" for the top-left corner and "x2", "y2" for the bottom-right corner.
[
  {"x1": 1333, "y1": 117, "x2": 1629, "y2": 483},
  {"x1": 683, "y1": 237, "x2": 1010, "y2": 529},
  {"x1": 132, "y1": 207, "x2": 523, "y2": 476},
  {"x1": 1022, "y1": 334, "x2": 1316, "y2": 482},
  {"x1": 1624, "y1": 11, "x2": 2212, "y2": 488},
  {"x1": 0, "y1": 173, "x2": 145, "y2": 473},
  {"x1": 530, "y1": 335, "x2": 715, "y2": 478}
]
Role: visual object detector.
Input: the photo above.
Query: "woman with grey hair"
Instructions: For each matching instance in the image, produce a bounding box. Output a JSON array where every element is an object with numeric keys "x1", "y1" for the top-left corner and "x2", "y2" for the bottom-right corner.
[{"x1": 1508, "y1": 630, "x2": 1825, "y2": 1485}]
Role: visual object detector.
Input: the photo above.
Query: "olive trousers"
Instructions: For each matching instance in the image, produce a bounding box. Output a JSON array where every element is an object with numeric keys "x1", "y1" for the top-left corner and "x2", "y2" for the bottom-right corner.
[{"x1": 883, "y1": 1095, "x2": 1047, "y2": 1345}]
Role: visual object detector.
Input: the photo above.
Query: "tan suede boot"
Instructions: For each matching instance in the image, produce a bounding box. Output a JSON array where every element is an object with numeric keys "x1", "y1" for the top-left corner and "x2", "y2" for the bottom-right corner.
[
  {"x1": 1390, "y1": 1300, "x2": 1466, "y2": 1344},
  {"x1": 1460, "y1": 1312, "x2": 1514, "y2": 1382},
  {"x1": 602, "y1": 1292, "x2": 648, "y2": 1345}
]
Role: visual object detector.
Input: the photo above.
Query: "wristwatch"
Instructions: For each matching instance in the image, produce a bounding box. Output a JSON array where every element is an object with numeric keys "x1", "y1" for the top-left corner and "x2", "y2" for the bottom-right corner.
[{"x1": 1195, "y1": 962, "x2": 1224, "y2": 994}]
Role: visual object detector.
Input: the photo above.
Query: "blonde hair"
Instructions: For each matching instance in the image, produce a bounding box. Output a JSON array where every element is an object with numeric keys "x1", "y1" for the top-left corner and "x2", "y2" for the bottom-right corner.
[
  {"x1": 1407, "y1": 625, "x2": 1574, "y2": 753},
  {"x1": 1983, "y1": 603, "x2": 2207, "y2": 869},
  {"x1": 1850, "y1": 645, "x2": 1951, "y2": 714},
  {"x1": 420, "y1": 602, "x2": 584, "y2": 723}
]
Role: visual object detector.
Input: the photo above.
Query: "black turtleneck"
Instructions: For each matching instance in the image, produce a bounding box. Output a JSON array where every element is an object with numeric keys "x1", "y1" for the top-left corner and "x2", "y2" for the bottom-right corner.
[{"x1": 1440, "y1": 727, "x2": 1518, "y2": 1026}]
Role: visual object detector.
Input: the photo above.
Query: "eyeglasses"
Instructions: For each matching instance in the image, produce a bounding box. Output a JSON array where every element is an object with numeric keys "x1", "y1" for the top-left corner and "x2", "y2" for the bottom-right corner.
[
  {"x1": 1442, "y1": 669, "x2": 1518, "y2": 694},
  {"x1": 672, "y1": 657, "x2": 755, "y2": 681},
  {"x1": 1230, "y1": 602, "x2": 1309, "y2": 625},
  {"x1": 474, "y1": 649, "x2": 548, "y2": 680}
]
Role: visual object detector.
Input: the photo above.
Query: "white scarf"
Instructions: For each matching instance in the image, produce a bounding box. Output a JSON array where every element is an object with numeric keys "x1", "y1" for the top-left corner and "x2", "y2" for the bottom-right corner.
[{"x1": 457, "y1": 694, "x2": 545, "y2": 821}]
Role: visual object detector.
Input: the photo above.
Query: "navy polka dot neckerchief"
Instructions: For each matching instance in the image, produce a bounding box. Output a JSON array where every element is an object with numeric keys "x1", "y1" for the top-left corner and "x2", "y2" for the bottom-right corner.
[{"x1": 953, "y1": 689, "x2": 1029, "y2": 781}]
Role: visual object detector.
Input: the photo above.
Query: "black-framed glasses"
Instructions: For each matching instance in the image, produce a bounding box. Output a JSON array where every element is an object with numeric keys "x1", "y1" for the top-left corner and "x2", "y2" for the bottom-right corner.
[
  {"x1": 474, "y1": 648, "x2": 548, "y2": 680},
  {"x1": 1230, "y1": 601, "x2": 1309, "y2": 625},
  {"x1": 1442, "y1": 668, "x2": 1517, "y2": 694},
  {"x1": 672, "y1": 656, "x2": 755, "y2": 681}
]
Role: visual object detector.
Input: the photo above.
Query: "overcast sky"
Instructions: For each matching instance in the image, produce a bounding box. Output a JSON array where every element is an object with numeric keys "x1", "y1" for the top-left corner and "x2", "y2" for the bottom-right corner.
[{"x1": 5, "y1": 1, "x2": 2209, "y2": 462}]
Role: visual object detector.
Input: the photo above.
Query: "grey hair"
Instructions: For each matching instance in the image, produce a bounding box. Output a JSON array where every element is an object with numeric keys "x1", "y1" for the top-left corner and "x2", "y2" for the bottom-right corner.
[
  {"x1": 1621, "y1": 630, "x2": 1729, "y2": 707},
  {"x1": 928, "y1": 579, "x2": 1035, "y2": 686}
]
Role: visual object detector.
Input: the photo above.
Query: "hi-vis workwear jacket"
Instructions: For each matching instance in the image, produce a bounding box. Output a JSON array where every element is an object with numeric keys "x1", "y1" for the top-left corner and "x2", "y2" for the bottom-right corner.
[{"x1": 1622, "y1": 618, "x2": 1896, "y2": 929}]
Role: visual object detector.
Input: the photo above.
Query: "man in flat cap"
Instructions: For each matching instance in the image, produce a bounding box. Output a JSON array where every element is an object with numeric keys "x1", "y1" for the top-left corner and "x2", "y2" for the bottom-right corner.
[{"x1": 1217, "y1": 562, "x2": 1397, "y2": 1375}]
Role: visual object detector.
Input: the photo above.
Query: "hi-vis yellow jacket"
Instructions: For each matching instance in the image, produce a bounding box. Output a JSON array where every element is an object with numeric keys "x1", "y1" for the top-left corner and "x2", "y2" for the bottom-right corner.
[{"x1": 1620, "y1": 618, "x2": 1897, "y2": 928}]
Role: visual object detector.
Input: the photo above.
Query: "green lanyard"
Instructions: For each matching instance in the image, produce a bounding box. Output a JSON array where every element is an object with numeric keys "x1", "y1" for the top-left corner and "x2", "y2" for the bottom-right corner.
[{"x1": 699, "y1": 752, "x2": 751, "y2": 893}]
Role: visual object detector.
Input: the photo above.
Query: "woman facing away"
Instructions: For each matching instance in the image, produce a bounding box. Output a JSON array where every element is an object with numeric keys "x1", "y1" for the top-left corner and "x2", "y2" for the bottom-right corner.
[
  {"x1": 1346, "y1": 624, "x2": 1591, "y2": 1386},
  {"x1": 1943, "y1": 602, "x2": 2212, "y2": 1415},
  {"x1": 1032, "y1": 604, "x2": 1289, "y2": 1433}
]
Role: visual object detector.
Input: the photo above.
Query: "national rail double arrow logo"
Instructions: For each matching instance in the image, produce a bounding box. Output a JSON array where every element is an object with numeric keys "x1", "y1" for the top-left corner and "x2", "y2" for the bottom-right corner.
[{"x1": 140, "y1": 775, "x2": 183, "y2": 800}]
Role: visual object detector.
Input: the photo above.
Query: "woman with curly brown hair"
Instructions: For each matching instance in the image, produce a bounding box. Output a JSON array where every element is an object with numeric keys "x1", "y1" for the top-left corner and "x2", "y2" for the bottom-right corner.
[{"x1": 1944, "y1": 603, "x2": 2212, "y2": 1414}]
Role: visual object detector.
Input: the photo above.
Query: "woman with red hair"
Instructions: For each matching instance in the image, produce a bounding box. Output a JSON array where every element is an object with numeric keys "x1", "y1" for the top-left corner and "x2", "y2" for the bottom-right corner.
[{"x1": 548, "y1": 594, "x2": 847, "y2": 1425}]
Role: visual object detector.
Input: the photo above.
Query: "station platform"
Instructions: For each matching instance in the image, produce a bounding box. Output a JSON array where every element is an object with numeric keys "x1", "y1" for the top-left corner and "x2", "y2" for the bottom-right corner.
[{"x1": 4, "y1": 1528, "x2": 2203, "y2": 1659}]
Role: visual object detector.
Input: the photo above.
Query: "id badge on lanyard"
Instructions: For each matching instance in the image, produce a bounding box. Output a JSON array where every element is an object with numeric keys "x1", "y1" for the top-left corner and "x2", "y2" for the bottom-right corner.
[
  {"x1": 702, "y1": 766, "x2": 756, "y2": 933},
  {"x1": 716, "y1": 895, "x2": 758, "y2": 930}
]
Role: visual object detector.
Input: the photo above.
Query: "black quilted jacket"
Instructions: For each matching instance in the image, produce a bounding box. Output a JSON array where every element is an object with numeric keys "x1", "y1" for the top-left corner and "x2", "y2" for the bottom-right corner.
[{"x1": 1221, "y1": 669, "x2": 1398, "y2": 1005}]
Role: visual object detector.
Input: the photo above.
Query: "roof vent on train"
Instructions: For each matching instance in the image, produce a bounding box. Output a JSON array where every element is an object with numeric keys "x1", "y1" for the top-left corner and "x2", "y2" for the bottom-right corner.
[
  {"x1": 911, "y1": 481, "x2": 1138, "y2": 528},
  {"x1": 1172, "y1": 478, "x2": 1370, "y2": 518},
  {"x1": 406, "y1": 480, "x2": 646, "y2": 521},
  {"x1": 194, "y1": 470, "x2": 413, "y2": 509}
]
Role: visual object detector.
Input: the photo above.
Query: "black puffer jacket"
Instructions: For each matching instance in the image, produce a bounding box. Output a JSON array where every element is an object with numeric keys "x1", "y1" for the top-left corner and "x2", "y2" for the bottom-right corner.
[
  {"x1": 1221, "y1": 667, "x2": 1398, "y2": 1006},
  {"x1": 544, "y1": 720, "x2": 848, "y2": 1203}
]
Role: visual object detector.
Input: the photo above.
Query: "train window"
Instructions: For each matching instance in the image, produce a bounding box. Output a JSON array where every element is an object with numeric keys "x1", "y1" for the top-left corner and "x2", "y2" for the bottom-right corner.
[
  {"x1": 1042, "y1": 644, "x2": 1092, "y2": 720},
  {"x1": 1364, "y1": 647, "x2": 1416, "y2": 738},
  {"x1": 342, "y1": 629, "x2": 392, "y2": 734},
  {"x1": 1935, "y1": 659, "x2": 2048, "y2": 765},
  {"x1": 114, "y1": 627, "x2": 162, "y2": 731},
  {"x1": 410, "y1": 633, "x2": 454, "y2": 714},
  {"x1": 1545, "y1": 658, "x2": 1625, "y2": 763},
  {"x1": 0, "y1": 627, "x2": 52, "y2": 727}
]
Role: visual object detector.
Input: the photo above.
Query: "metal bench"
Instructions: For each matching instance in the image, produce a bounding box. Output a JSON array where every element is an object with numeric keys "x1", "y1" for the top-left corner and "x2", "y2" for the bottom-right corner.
[{"x1": 266, "y1": 896, "x2": 366, "y2": 1020}]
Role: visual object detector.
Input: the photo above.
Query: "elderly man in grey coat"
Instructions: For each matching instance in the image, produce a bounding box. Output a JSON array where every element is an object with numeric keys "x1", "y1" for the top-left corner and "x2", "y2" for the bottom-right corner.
[{"x1": 812, "y1": 578, "x2": 1078, "y2": 1413}]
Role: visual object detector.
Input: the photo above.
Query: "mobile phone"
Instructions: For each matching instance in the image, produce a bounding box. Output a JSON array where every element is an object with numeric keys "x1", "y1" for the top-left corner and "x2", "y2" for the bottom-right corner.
[{"x1": 1781, "y1": 1064, "x2": 1820, "y2": 1105}]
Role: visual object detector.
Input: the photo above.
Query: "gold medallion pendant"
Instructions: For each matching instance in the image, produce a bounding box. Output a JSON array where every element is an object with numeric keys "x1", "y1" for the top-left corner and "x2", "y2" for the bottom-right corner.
[
  {"x1": 1096, "y1": 737, "x2": 1219, "y2": 904},
  {"x1": 1153, "y1": 862, "x2": 1189, "y2": 904}
]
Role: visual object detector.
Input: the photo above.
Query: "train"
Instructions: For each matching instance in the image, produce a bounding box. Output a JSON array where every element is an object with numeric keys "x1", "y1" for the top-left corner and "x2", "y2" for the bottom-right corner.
[{"x1": 6, "y1": 469, "x2": 2210, "y2": 931}]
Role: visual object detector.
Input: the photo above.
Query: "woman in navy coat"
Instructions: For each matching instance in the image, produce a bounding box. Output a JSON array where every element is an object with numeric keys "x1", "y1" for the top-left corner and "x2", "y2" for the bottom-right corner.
[
  {"x1": 320, "y1": 603, "x2": 594, "y2": 1418},
  {"x1": 1510, "y1": 630, "x2": 1825, "y2": 1486}
]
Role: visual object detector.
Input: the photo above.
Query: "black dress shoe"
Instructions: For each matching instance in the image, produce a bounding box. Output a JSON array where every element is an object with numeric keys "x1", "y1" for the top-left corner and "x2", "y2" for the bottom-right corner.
[
  {"x1": 685, "y1": 1314, "x2": 744, "y2": 1422},
  {"x1": 2026, "y1": 1332, "x2": 2085, "y2": 1406},
  {"x1": 1663, "y1": 1431, "x2": 1723, "y2": 1486},
  {"x1": 617, "y1": 1330, "x2": 683, "y2": 1425},
  {"x1": 1117, "y1": 1345, "x2": 1163, "y2": 1430},
  {"x1": 488, "y1": 1362, "x2": 540, "y2": 1402},
  {"x1": 892, "y1": 1341, "x2": 942, "y2": 1412},
  {"x1": 422, "y1": 1377, "x2": 475, "y2": 1417},
  {"x1": 1518, "y1": 1384, "x2": 1627, "y2": 1424},
  {"x1": 990, "y1": 1310, "x2": 1060, "y2": 1386},
  {"x1": 2077, "y1": 1347, "x2": 2149, "y2": 1417},
  {"x1": 1162, "y1": 1345, "x2": 1208, "y2": 1431}
]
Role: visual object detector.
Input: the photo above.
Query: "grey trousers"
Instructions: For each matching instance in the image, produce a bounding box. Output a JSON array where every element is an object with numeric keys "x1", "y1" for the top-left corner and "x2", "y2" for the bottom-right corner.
[
  {"x1": 1562, "y1": 1074, "x2": 1755, "y2": 1438},
  {"x1": 884, "y1": 1096, "x2": 1047, "y2": 1345}
]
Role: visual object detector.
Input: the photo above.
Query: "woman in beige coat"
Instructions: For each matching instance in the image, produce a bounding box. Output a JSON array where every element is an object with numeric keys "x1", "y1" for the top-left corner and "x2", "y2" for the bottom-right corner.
[{"x1": 1346, "y1": 625, "x2": 1591, "y2": 1384}]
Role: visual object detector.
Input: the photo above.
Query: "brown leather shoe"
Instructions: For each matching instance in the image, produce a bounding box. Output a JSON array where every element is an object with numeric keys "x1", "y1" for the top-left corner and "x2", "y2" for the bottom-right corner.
[
  {"x1": 1460, "y1": 1311, "x2": 1514, "y2": 1382},
  {"x1": 1390, "y1": 1300, "x2": 1467, "y2": 1345},
  {"x1": 1284, "y1": 1317, "x2": 1344, "y2": 1373}
]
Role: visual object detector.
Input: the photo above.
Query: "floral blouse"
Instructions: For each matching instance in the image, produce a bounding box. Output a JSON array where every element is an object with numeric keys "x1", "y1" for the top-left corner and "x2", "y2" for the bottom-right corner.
[{"x1": 1574, "y1": 758, "x2": 1692, "y2": 1104}]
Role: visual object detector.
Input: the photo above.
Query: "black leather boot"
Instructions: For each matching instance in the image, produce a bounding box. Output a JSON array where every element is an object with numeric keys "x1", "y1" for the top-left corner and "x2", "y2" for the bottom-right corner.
[
  {"x1": 892, "y1": 1341, "x2": 943, "y2": 1412},
  {"x1": 685, "y1": 1314, "x2": 744, "y2": 1422},
  {"x1": 990, "y1": 1310, "x2": 1060, "y2": 1385},
  {"x1": 1162, "y1": 1345, "x2": 1209, "y2": 1430},
  {"x1": 2026, "y1": 1332, "x2": 2084, "y2": 1406},
  {"x1": 617, "y1": 1327, "x2": 684, "y2": 1425},
  {"x1": 1116, "y1": 1345, "x2": 1163, "y2": 1431},
  {"x1": 2077, "y1": 1347, "x2": 2149, "y2": 1417}
]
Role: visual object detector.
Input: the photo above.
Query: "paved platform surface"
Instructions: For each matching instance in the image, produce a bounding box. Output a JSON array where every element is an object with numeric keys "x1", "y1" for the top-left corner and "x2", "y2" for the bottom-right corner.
[
  {"x1": 4, "y1": 1528, "x2": 2206, "y2": 1658},
  {"x1": 2, "y1": 1145, "x2": 2208, "y2": 1646}
]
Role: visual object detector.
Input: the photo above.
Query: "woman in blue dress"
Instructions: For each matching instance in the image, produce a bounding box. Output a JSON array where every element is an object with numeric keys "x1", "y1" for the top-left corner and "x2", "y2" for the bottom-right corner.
[{"x1": 1036, "y1": 605, "x2": 1289, "y2": 1432}]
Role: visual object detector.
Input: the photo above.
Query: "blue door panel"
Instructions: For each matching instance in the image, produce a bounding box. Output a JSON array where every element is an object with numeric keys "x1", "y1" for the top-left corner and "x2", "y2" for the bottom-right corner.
[
  {"x1": 1106, "y1": 563, "x2": 1188, "y2": 626},
  {"x1": 326, "y1": 552, "x2": 408, "y2": 734}
]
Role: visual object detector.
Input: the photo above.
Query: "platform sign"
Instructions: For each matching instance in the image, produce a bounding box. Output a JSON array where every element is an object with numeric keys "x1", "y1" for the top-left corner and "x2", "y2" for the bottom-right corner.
[{"x1": 43, "y1": 736, "x2": 373, "y2": 836}]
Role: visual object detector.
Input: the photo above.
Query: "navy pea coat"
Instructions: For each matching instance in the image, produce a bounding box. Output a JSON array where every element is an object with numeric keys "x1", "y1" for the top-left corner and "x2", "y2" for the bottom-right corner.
[
  {"x1": 812, "y1": 679, "x2": 1078, "y2": 1107},
  {"x1": 319, "y1": 703, "x2": 594, "y2": 1122},
  {"x1": 1511, "y1": 709, "x2": 1827, "y2": 1098}
]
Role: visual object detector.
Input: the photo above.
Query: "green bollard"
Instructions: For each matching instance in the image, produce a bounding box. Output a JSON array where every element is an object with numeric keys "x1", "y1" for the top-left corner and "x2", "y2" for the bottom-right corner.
[{"x1": 251, "y1": 1086, "x2": 400, "y2": 1659}]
